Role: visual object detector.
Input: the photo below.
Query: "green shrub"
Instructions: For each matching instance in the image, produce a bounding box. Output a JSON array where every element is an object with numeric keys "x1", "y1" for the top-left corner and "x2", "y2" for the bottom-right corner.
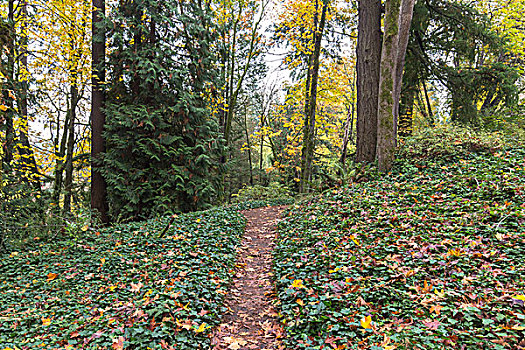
[{"x1": 231, "y1": 182, "x2": 292, "y2": 203}]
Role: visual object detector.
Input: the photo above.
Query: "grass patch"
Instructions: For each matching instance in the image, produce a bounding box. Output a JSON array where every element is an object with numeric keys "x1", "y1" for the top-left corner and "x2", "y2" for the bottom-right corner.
[
  {"x1": 274, "y1": 127, "x2": 525, "y2": 349},
  {"x1": 0, "y1": 208, "x2": 245, "y2": 349}
]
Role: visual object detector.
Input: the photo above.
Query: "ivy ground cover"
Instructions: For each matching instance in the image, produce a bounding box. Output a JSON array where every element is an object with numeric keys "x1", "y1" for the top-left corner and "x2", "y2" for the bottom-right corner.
[
  {"x1": 0, "y1": 208, "x2": 245, "y2": 349},
  {"x1": 274, "y1": 129, "x2": 525, "y2": 349}
]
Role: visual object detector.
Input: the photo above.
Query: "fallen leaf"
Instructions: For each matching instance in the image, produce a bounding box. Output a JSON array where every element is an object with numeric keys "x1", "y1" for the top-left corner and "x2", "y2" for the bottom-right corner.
[
  {"x1": 41, "y1": 317, "x2": 51, "y2": 326},
  {"x1": 47, "y1": 273, "x2": 58, "y2": 281},
  {"x1": 130, "y1": 282, "x2": 144, "y2": 293},
  {"x1": 360, "y1": 315, "x2": 372, "y2": 329},
  {"x1": 195, "y1": 322, "x2": 208, "y2": 333},
  {"x1": 291, "y1": 279, "x2": 305, "y2": 288},
  {"x1": 112, "y1": 336, "x2": 125, "y2": 350}
]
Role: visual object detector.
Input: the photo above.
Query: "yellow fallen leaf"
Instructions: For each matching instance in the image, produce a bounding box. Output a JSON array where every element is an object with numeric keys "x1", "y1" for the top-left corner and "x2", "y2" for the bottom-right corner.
[
  {"x1": 42, "y1": 317, "x2": 51, "y2": 326},
  {"x1": 512, "y1": 295, "x2": 525, "y2": 301},
  {"x1": 291, "y1": 279, "x2": 305, "y2": 288},
  {"x1": 0, "y1": 105, "x2": 7, "y2": 111},
  {"x1": 296, "y1": 299, "x2": 305, "y2": 306},
  {"x1": 195, "y1": 322, "x2": 208, "y2": 333},
  {"x1": 100, "y1": 258, "x2": 106, "y2": 265},
  {"x1": 434, "y1": 289, "x2": 445, "y2": 298},
  {"x1": 360, "y1": 315, "x2": 372, "y2": 329},
  {"x1": 350, "y1": 235, "x2": 361, "y2": 246},
  {"x1": 81, "y1": 224, "x2": 89, "y2": 231}
]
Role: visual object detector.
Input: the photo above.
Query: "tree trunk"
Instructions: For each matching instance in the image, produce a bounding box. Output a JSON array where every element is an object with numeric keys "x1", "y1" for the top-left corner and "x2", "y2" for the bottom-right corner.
[
  {"x1": 392, "y1": 0, "x2": 415, "y2": 139},
  {"x1": 53, "y1": 105, "x2": 70, "y2": 207},
  {"x1": 299, "y1": 0, "x2": 328, "y2": 194},
  {"x1": 422, "y1": 79, "x2": 434, "y2": 126},
  {"x1": 340, "y1": 69, "x2": 356, "y2": 167},
  {"x1": 243, "y1": 104, "x2": 253, "y2": 185},
  {"x1": 64, "y1": 74, "x2": 78, "y2": 214},
  {"x1": 398, "y1": 84, "x2": 415, "y2": 137},
  {"x1": 91, "y1": 0, "x2": 109, "y2": 224},
  {"x1": 224, "y1": 1, "x2": 266, "y2": 145},
  {"x1": 355, "y1": 0, "x2": 382, "y2": 163},
  {"x1": 376, "y1": 0, "x2": 414, "y2": 172},
  {"x1": 376, "y1": 0, "x2": 402, "y2": 172},
  {"x1": 17, "y1": 1, "x2": 39, "y2": 182},
  {"x1": 3, "y1": 0, "x2": 15, "y2": 169}
]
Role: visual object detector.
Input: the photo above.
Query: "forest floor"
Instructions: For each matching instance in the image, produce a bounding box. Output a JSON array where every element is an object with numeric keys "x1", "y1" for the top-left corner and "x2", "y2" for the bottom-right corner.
[{"x1": 211, "y1": 206, "x2": 288, "y2": 350}]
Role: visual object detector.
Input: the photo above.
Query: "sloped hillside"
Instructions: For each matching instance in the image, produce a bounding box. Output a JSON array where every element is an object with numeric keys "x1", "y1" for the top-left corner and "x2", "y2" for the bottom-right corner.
[{"x1": 274, "y1": 127, "x2": 525, "y2": 349}]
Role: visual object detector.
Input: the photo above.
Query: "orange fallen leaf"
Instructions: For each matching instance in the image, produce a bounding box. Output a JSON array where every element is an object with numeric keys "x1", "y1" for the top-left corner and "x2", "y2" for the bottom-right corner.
[
  {"x1": 430, "y1": 304, "x2": 443, "y2": 315},
  {"x1": 42, "y1": 317, "x2": 51, "y2": 326},
  {"x1": 47, "y1": 273, "x2": 58, "y2": 281},
  {"x1": 296, "y1": 299, "x2": 305, "y2": 306}
]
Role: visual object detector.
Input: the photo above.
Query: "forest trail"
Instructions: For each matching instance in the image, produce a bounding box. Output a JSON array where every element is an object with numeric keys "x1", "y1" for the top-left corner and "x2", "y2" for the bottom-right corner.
[{"x1": 211, "y1": 206, "x2": 288, "y2": 350}]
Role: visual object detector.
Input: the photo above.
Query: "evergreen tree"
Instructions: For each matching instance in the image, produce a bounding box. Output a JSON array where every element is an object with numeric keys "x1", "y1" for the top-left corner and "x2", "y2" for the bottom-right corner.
[
  {"x1": 102, "y1": 0, "x2": 223, "y2": 221},
  {"x1": 400, "y1": 0, "x2": 520, "y2": 128}
]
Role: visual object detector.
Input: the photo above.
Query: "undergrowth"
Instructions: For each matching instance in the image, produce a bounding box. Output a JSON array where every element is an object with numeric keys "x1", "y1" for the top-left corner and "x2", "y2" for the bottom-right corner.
[
  {"x1": 274, "y1": 126, "x2": 525, "y2": 349},
  {"x1": 0, "y1": 208, "x2": 245, "y2": 349}
]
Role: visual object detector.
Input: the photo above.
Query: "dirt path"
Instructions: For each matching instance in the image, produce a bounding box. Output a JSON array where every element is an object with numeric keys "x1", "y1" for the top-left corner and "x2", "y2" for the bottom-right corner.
[{"x1": 211, "y1": 206, "x2": 288, "y2": 350}]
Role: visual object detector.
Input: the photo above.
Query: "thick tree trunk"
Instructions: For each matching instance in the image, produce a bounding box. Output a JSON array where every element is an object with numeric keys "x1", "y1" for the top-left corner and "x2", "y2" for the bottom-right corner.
[
  {"x1": 355, "y1": 0, "x2": 382, "y2": 163},
  {"x1": 299, "y1": 0, "x2": 328, "y2": 194},
  {"x1": 91, "y1": 0, "x2": 109, "y2": 223}
]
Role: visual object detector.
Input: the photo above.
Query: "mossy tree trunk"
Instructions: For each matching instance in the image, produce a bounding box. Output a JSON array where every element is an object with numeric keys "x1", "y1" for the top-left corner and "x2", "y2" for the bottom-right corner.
[
  {"x1": 376, "y1": 0, "x2": 415, "y2": 172},
  {"x1": 377, "y1": 0, "x2": 402, "y2": 172}
]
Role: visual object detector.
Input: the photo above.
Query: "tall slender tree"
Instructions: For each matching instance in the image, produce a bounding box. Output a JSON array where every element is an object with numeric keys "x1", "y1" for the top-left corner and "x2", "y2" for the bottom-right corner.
[
  {"x1": 355, "y1": 0, "x2": 382, "y2": 163},
  {"x1": 299, "y1": 0, "x2": 329, "y2": 193},
  {"x1": 91, "y1": 0, "x2": 108, "y2": 223}
]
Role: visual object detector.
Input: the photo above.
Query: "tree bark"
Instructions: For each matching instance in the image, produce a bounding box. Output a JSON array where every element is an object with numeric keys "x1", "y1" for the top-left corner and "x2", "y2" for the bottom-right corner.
[
  {"x1": 17, "y1": 1, "x2": 39, "y2": 180},
  {"x1": 91, "y1": 0, "x2": 109, "y2": 223},
  {"x1": 243, "y1": 104, "x2": 253, "y2": 185},
  {"x1": 355, "y1": 0, "x2": 382, "y2": 163},
  {"x1": 3, "y1": 0, "x2": 15, "y2": 169},
  {"x1": 377, "y1": 0, "x2": 402, "y2": 172},
  {"x1": 64, "y1": 72, "x2": 79, "y2": 214},
  {"x1": 392, "y1": 0, "x2": 415, "y2": 140},
  {"x1": 340, "y1": 69, "x2": 356, "y2": 167}
]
